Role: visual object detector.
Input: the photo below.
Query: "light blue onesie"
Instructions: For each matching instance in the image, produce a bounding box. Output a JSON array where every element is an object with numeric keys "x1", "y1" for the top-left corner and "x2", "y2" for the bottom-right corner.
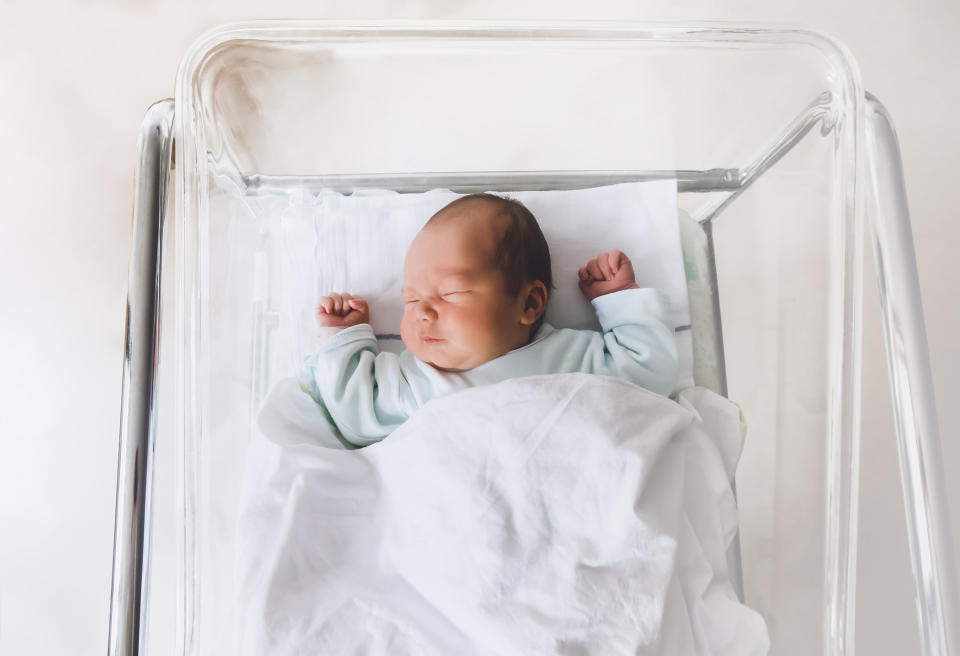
[{"x1": 304, "y1": 287, "x2": 679, "y2": 447}]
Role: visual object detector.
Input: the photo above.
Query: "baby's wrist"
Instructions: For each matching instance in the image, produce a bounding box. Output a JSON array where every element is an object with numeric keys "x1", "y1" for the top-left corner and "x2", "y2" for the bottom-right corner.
[
  {"x1": 316, "y1": 325, "x2": 346, "y2": 341},
  {"x1": 316, "y1": 315, "x2": 371, "y2": 329},
  {"x1": 586, "y1": 282, "x2": 639, "y2": 301}
]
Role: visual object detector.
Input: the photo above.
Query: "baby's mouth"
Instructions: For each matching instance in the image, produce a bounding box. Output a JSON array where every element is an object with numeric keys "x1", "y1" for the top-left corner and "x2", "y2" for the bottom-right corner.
[{"x1": 419, "y1": 334, "x2": 444, "y2": 344}]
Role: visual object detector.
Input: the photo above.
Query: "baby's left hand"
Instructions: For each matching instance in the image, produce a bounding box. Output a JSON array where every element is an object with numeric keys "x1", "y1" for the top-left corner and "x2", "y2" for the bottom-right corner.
[{"x1": 578, "y1": 250, "x2": 640, "y2": 302}]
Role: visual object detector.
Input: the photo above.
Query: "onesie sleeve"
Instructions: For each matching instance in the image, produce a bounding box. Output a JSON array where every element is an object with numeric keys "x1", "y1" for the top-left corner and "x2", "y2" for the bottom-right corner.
[
  {"x1": 303, "y1": 323, "x2": 417, "y2": 447},
  {"x1": 589, "y1": 287, "x2": 680, "y2": 396}
]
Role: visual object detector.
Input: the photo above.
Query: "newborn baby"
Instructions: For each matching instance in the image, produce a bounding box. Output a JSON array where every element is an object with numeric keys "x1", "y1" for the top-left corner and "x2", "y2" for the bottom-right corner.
[{"x1": 305, "y1": 193, "x2": 679, "y2": 447}]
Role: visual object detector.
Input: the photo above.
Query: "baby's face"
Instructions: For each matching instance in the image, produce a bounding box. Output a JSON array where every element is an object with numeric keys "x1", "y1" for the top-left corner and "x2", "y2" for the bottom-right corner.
[{"x1": 400, "y1": 208, "x2": 531, "y2": 372}]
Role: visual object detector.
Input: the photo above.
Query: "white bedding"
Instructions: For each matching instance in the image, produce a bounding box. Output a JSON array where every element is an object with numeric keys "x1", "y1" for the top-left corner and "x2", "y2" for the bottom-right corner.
[{"x1": 238, "y1": 374, "x2": 769, "y2": 655}]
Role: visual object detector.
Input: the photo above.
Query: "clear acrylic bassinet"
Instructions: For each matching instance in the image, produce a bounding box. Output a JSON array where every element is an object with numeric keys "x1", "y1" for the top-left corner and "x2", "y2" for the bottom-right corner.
[{"x1": 108, "y1": 21, "x2": 960, "y2": 656}]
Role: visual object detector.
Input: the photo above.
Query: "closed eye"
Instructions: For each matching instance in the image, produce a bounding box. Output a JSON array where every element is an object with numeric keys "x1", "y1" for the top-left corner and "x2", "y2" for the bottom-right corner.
[{"x1": 442, "y1": 290, "x2": 469, "y2": 297}]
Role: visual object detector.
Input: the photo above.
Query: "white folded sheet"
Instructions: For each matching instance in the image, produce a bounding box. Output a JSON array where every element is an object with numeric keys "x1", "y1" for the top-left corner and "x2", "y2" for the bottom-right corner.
[{"x1": 238, "y1": 374, "x2": 768, "y2": 655}]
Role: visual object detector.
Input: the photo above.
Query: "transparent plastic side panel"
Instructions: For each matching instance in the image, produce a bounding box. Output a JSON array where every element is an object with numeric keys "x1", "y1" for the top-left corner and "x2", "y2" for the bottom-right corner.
[
  {"x1": 191, "y1": 36, "x2": 835, "y2": 179},
  {"x1": 864, "y1": 95, "x2": 960, "y2": 656},
  {"x1": 173, "y1": 25, "x2": 868, "y2": 656}
]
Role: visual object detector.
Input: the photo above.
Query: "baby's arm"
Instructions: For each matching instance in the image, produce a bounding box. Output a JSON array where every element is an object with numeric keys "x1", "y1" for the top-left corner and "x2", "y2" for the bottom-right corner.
[
  {"x1": 577, "y1": 251, "x2": 679, "y2": 396},
  {"x1": 307, "y1": 293, "x2": 416, "y2": 446}
]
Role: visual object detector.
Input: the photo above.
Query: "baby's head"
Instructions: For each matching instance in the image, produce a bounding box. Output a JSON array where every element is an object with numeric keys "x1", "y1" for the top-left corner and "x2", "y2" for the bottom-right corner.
[{"x1": 400, "y1": 194, "x2": 552, "y2": 372}]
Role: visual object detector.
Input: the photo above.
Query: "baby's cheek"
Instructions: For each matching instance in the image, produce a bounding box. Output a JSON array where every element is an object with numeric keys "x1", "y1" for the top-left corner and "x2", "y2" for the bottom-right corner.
[
  {"x1": 400, "y1": 316, "x2": 425, "y2": 359},
  {"x1": 453, "y1": 312, "x2": 490, "y2": 351},
  {"x1": 399, "y1": 316, "x2": 413, "y2": 349}
]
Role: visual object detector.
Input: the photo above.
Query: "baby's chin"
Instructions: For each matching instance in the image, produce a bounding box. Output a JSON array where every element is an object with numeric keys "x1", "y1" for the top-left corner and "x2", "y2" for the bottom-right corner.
[
  {"x1": 417, "y1": 351, "x2": 469, "y2": 373},
  {"x1": 403, "y1": 339, "x2": 471, "y2": 372},
  {"x1": 426, "y1": 360, "x2": 468, "y2": 373}
]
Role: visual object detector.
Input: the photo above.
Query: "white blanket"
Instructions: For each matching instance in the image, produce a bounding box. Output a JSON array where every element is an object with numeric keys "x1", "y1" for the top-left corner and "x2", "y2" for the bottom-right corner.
[{"x1": 238, "y1": 374, "x2": 768, "y2": 655}]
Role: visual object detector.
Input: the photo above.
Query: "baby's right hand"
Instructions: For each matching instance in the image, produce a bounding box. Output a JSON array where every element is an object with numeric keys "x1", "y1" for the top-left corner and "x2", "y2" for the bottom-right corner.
[{"x1": 316, "y1": 293, "x2": 370, "y2": 328}]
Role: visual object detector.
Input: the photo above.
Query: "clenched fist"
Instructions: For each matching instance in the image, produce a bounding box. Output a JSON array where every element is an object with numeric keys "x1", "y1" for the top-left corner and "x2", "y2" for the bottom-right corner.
[
  {"x1": 316, "y1": 293, "x2": 370, "y2": 329},
  {"x1": 577, "y1": 250, "x2": 640, "y2": 302}
]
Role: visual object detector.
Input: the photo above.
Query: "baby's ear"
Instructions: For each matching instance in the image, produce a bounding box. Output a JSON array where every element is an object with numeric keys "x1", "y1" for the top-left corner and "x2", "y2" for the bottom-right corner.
[{"x1": 519, "y1": 281, "x2": 548, "y2": 325}]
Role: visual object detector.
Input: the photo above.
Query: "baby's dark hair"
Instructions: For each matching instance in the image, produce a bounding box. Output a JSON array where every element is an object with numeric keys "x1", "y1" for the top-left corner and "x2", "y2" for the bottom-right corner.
[{"x1": 429, "y1": 193, "x2": 554, "y2": 335}]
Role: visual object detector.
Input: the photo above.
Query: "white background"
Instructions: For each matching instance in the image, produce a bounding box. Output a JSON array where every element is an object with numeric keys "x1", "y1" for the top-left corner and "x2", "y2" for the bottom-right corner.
[{"x1": 0, "y1": 0, "x2": 957, "y2": 654}]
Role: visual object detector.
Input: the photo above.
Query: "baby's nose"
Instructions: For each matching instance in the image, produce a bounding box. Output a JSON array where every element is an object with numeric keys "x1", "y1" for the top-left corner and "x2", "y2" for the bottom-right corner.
[{"x1": 418, "y1": 302, "x2": 438, "y2": 321}]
